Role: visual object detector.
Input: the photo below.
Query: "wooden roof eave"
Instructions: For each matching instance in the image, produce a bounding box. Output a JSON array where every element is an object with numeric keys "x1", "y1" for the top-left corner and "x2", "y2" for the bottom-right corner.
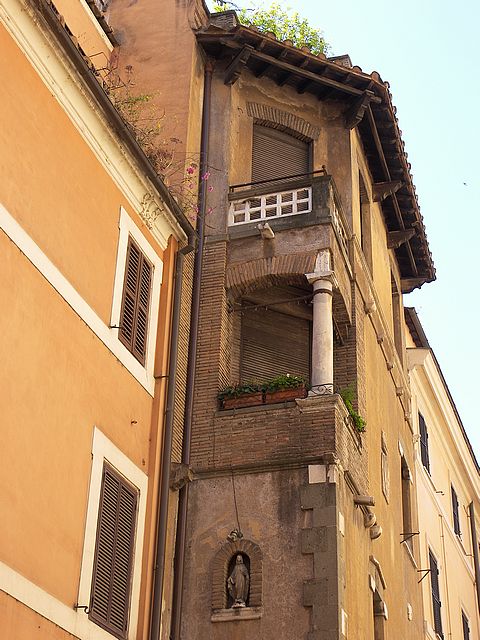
[{"x1": 196, "y1": 26, "x2": 435, "y2": 288}]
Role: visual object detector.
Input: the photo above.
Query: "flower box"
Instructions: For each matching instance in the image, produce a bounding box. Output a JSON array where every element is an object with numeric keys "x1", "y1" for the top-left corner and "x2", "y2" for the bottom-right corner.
[
  {"x1": 221, "y1": 392, "x2": 264, "y2": 410},
  {"x1": 264, "y1": 385, "x2": 307, "y2": 404}
]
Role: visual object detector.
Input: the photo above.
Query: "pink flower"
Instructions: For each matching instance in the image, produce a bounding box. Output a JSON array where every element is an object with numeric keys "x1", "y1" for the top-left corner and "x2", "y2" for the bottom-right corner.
[
  {"x1": 186, "y1": 167, "x2": 195, "y2": 175},
  {"x1": 201, "y1": 171, "x2": 211, "y2": 181},
  {"x1": 207, "y1": 206, "x2": 213, "y2": 214},
  {"x1": 208, "y1": 185, "x2": 214, "y2": 192}
]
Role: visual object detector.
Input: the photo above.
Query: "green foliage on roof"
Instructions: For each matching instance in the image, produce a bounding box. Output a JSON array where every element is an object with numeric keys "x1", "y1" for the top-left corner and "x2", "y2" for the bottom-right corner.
[{"x1": 212, "y1": 2, "x2": 329, "y2": 55}]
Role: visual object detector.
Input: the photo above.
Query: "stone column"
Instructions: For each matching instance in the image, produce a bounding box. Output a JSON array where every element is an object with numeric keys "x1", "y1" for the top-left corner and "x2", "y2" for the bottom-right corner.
[{"x1": 306, "y1": 251, "x2": 338, "y2": 394}]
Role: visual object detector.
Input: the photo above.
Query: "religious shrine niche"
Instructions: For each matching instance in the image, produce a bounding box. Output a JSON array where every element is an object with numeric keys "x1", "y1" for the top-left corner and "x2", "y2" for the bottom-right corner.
[{"x1": 211, "y1": 537, "x2": 263, "y2": 611}]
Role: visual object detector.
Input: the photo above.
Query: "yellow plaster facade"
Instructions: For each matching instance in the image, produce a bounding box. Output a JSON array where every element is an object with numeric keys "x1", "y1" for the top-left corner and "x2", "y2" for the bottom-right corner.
[{"x1": 407, "y1": 321, "x2": 480, "y2": 639}]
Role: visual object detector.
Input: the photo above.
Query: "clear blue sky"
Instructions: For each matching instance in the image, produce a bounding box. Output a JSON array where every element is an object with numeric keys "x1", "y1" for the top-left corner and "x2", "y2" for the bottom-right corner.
[{"x1": 208, "y1": 1, "x2": 480, "y2": 458}]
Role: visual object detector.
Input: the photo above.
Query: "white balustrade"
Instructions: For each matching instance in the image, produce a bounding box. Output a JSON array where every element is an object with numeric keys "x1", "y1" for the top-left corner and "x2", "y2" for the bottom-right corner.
[{"x1": 228, "y1": 186, "x2": 312, "y2": 226}]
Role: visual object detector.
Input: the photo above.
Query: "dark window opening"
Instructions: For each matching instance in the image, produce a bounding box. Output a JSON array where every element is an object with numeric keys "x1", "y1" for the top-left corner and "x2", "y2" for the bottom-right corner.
[
  {"x1": 429, "y1": 549, "x2": 444, "y2": 639},
  {"x1": 89, "y1": 463, "x2": 138, "y2": 639},
  {"x1": 401, "y1": 457, "x2": 413, "y2": 553},
  {"x1": 359, "y1": 171, "x2": 373, "y2": 271},
  {"x1": 373, "y1": 589, "x2": 386, "y2": 640},
  {"x1": 462, "y1": 610, "x2": 470, "y2": 640},
  {"x1": 451, "y1": 485, "x2": 461, "y2": 536},
  {"x1": 391, "y1": 273, "x2": 404, "y2": 366},
  {"x1": 252, "y1": 124, "x2": 311, "y2": 185},
  {"x1": 119, "y1": 236, "x2": 153, "y2": 366},
  {"x1": 419, "y1": 412, "x2": 430, "y2": 473}
]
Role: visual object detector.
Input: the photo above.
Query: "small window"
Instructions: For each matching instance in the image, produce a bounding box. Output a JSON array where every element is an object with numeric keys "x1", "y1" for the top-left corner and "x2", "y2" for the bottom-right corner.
[
  {"x1": 381, "y1": 432, "x2": 390, "y2": 502},
  {"x1": 252, "y1": 124, "x2": 311, "y2": 184},
  {"x1": 451, "y1": 485, "x2": 461, "y2": 536},
  {"x1": 401, "y1": 457, "x2": 413, "y2": 551},
  {"x1": 89, "y1": 463, "x2": 139, "y2": 639},
  {"x1": 419, "y1": 412, "x2": 430, "y2": 473},
  {"x1": 462, "y1": 610, "x2": 470, "y2": 640},
  {"x1": 429, "y1": 549, "x2": 443, "y2": 639},
  {"x1": 391, "y1": 273, "x2": 404, "y2": 365},
  {"x1": 358, "y1": 171, "x2": 373, "y2": 271},
  {"x1": 119, "y1": 237, "x2": 153, "y2": 366}
]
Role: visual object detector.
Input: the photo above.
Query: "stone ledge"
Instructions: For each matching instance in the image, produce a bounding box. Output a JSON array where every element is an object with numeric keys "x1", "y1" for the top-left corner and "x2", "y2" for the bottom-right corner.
[{"x1": 211, "y1": 607, "x2": 263, "y2": 622}]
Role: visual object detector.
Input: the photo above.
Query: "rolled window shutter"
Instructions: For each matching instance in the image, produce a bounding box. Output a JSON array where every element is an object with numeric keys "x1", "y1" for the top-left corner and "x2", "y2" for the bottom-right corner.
[
  {"x1": 252, "y1": 125, "x2": 310, "y2": 183},
  {"x1": 89, "y1": 464, "x2": 138, "y2": 639},
  {"x1": 119, "y1": 237, "x2": 153, "y2": 366},
  {"x1": 241, "y1": 307, "x2": 310, "y2": 382}
]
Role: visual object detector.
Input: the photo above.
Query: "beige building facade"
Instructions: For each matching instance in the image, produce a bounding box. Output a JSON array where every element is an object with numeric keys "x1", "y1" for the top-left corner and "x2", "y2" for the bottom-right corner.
[
  {"x1": 107, "y1": 3, "x2": 443, "y2": 638},
  {"x1": 0, "y1": 1, "x2": 193, "y2": 639},
  {"x1": 406, "y1": 309, "x2": 480, "y2": 640}
]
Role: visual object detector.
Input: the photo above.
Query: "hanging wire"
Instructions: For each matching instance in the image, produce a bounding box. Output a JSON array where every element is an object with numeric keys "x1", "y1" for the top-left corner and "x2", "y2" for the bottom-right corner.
[{"x1": 231, "y1": 469, "x2": 242, "y2": 536}]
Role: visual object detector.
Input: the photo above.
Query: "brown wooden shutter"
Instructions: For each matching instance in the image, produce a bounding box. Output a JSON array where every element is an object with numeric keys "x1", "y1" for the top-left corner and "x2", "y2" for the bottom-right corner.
[
  {"x1": 252, "y1": 125, "x2": 310, "y2": 183},
  {"x1": 89, "y1": 464, "x2": 138, "y2": 639},
  {"x1": 241, "y1": 307, "x2": 310, "y2": 382},
  {"x1": 119, "y1": 237, "x2": 153, "y2": 365}
]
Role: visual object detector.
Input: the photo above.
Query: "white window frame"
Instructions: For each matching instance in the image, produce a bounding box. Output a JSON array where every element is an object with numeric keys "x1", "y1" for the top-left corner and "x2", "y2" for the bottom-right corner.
[
  {"x1": 78, "y1": 427, "x2": 148, "y2": 640},
  {"x1": 110, "y1": 207, "x2": 163, "y2": 389}
]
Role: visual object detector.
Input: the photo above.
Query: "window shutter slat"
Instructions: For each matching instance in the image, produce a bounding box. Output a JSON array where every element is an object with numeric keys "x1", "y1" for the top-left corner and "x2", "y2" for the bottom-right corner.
[
  {"x1": 89, "y1": 464, "x2": 138, "y2": 639},
  {"x1": 119, "y1": 237, "x2": 153, "y2": 366},
  {"x1": 252, "y1": 125, "x2": 310, "y2": 184}
]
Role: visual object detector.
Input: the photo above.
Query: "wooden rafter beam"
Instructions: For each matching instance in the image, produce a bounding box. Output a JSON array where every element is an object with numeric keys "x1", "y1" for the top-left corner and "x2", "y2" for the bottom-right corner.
[
  {"x1": 345, "y1": 90, "x2": 375, "y2": 129},
  {"x1": 211, "y1": 37, "x2": 383, "y2": 100},
  {"x1": 387, "y1": 229, "x2": 415, "y2": 249},
  {"x1": 224, "y1": 45, "x2": 253, "y2": 85},
  {"x1": 366, "y1": 105, "x2": 418, "y2": 277},
  {"x1": 372, "y1": 180, "x2": 403, "y2": 202}
]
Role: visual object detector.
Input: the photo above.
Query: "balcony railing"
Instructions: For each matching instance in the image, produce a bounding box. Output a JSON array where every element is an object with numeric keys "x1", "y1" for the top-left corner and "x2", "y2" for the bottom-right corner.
[
  {"x1": 229, "y1": 185, "x2": 312, "y2": 225},
  {"x1": 228, "y1": 173, "x2": 352, "y2": 268}
]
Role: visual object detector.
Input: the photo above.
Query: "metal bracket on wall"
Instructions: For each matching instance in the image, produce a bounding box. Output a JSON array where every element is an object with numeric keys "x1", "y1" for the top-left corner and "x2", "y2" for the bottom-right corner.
[
  {"x1": 73, "y1": 603, "x2": 90, "y2": 614},
  {"x1": 400, "y1": 532, "x2": 419, "y2": 545},
  {"x1": 416, "y1": 568, "x2": 431, "y2": 584}
]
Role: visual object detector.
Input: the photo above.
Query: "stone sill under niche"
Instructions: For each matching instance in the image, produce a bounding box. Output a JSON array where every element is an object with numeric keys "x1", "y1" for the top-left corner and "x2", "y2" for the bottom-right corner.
[{"x1": 211, "y1": 607, "x2": 263, "y2": 622}]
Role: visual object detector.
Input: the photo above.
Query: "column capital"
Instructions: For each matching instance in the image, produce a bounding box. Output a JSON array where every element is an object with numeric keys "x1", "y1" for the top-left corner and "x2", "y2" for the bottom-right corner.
[{"x1": 305, "y1": 270, "x2": 339, "y2": 289}]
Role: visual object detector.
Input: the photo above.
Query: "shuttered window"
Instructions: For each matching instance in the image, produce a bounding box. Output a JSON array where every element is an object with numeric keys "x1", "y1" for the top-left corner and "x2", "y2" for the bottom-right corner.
[
  {"x1": 462, "y1": 611, "x2": 470, "y2": 640},
  {"x1": 419, "y1": 412, "x2": 430, "y2": 473},
  {"x1": 89, "y1": 464, "x2": 138, "y2": 639},
  {"x1": 451, "y1": 485, "x2": 461, "y2": 536},
  {"x1": 119, "y1": 237, "x2": 153, "y2": 365},
  {"x1": 252, "y1": 124, "x2": 311, "y2": 184},
  {"x1": 429, "y1": 550, "x2": 443, "y2": 639},
  {"x1": 241, "y1": 307, "x2": 310, "y2": 382}
]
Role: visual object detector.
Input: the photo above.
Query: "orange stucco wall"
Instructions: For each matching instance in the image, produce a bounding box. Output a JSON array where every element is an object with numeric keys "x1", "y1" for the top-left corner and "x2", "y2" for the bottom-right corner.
[
  {"x1": 0, "y1": 15, "x2": 177, "y2": 635},
  {"x1": 0, "y1": 24, "x2": 163, "y2": 325},
  {"x1": 1, "y1": 591, "x2": 77, "y2": 640}
]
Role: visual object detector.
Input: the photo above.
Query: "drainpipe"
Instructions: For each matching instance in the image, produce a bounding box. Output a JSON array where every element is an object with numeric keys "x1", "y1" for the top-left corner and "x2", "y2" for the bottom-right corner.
[
  {"x1": 170, "y1": 58, "x2": 214, "y2": 640},
  {"x1": 149, "y1": 239, "x2": 194, "y2": 640},
  {"x1": 469, "y1": 502, "x2": 480, "y2": 617}
]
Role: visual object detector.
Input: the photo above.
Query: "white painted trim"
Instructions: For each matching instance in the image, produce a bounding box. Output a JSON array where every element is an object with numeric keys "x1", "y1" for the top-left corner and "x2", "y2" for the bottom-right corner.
[
  {"x1": 110, "y1": 207, "x2": 163, "y2": 380},
  {"x1": 0, "y1": 429, "x2": 147, "y2": 640},
  {"x1": 0, "y1": 202, "x2": 157, "y2": 395},
  {"x1": 0, "y1": 0, "x2": 185, "y2": 248},
  {"x1": 78, "y1": 427, "x2": 148, "y2": 639}
]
